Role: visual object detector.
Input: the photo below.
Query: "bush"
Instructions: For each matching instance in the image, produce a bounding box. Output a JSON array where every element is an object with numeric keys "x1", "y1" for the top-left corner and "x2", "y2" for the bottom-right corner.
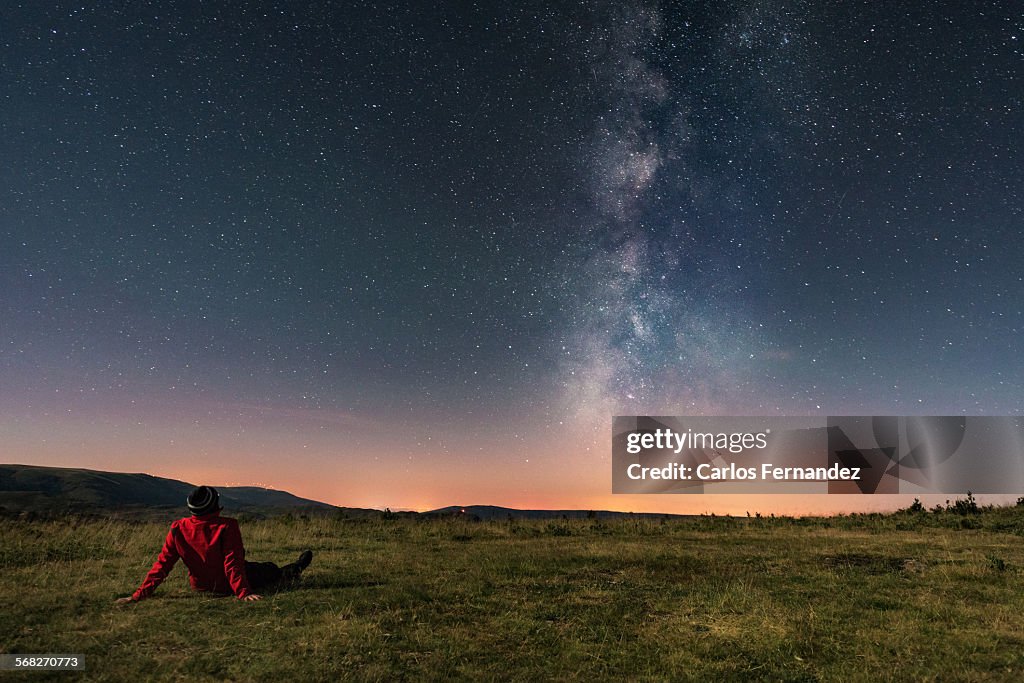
[
  {"x1": 904, "y1": 498, "x2": 925, "y2": 513},
  {"x1": 951, "y1": 492, "x2": 980, "y2": 515}
]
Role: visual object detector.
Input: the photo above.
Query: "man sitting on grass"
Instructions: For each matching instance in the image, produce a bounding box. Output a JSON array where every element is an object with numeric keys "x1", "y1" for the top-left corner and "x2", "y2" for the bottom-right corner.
[{"x1": 115, "y1": 485, "x2": 313, "y2": 604}]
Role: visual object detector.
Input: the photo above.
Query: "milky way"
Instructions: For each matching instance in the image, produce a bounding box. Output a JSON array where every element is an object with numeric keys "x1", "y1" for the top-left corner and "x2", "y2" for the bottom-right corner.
[
  {"x1": 557, "y1": 0, "x2": 1023, "y2": 427},
  {"x1": 560, "y1": 1, "x2": 763, "y2": 425}
]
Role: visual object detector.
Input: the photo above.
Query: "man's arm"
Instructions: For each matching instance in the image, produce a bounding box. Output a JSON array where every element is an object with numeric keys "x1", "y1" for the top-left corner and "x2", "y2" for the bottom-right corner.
[
  {"x1": 222, "y1": 520, "x2": 255, "y2": 599},
  {"x1": 126, "y1": 527, "x2": 181, "y2": 602}
]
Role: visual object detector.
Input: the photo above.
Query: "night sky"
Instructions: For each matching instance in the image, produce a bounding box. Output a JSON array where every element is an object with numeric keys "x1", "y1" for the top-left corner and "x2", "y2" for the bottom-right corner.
[{"x1": 2, "y1": 2, "x2": 1022, "y2": 513}]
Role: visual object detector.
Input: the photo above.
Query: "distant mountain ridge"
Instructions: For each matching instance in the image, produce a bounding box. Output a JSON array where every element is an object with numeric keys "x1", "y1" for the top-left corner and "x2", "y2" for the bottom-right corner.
[
  {"x1": 1, "y1": 464, "x2": 699, "y2": 521},
  {"x1": 0, "y1": 464, "x2": 344, "y2": 519}
]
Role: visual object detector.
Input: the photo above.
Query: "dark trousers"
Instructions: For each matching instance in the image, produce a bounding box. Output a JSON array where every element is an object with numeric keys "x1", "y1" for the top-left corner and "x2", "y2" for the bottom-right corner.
[
  {"x1": 245, "y1": 560, "x2": 302, "y2": 592},
  {"x1": 244, "y1": 561, "x2": 282, "y2": 592}
]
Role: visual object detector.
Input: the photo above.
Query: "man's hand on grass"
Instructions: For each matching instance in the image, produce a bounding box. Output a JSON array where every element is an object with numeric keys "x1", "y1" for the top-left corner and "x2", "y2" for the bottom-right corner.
[
  {"x1": 242, "y1": 594, "x2": 262, "y2": 601},
  {"x1": 114, "y1": 597, "x2": 135, "y2": 606}
]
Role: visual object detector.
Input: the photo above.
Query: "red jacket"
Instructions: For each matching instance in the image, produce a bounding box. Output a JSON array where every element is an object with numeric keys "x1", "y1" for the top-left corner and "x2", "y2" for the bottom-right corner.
[{"x1": 132, "y1": 513, "x2": 252, "y2": 601}]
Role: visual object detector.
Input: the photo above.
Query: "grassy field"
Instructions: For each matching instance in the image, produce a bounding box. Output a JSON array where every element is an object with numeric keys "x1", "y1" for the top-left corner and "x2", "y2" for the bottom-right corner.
[{"x1": 3, "y1": 506, "x2": 1024, "y2": 682}]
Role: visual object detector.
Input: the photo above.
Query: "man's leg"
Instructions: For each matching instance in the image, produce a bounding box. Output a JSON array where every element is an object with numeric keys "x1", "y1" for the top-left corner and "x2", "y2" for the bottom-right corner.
[
  {"x1": 244, "y1": 561, "x2": 283, "y2": 592},
  {"x1": 280, "y1": 550, "x2": 314, "y2": 581},
  {"x1": 245, "y1": 551, "x2": 312, "y2": 591}
]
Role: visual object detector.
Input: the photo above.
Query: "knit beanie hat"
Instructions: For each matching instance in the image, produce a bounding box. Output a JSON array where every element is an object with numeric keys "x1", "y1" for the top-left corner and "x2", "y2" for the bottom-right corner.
[{"x1": 187, "y1": 486, "x2": 220, "y2": 516}]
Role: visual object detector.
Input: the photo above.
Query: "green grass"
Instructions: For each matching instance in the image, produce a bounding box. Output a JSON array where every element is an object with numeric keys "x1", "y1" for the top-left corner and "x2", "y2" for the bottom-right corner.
[{"x1": 4, "y1": 510, "x2": 1024, "y2": 681}]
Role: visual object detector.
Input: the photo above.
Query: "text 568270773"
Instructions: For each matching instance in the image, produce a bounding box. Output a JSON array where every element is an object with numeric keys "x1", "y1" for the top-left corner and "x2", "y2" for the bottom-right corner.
[{"x1": 0, "y1": 655, "x2": 84, "y2": 670}]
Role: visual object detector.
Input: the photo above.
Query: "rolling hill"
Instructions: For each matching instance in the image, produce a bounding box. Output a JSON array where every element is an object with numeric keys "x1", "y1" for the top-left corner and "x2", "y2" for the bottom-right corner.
[
  {"x1": 0, "y1": 464, "x2": 347, "y2": 519},
  {"x1": 1, "y1": 464, "x2": 700, "y2": 521}
]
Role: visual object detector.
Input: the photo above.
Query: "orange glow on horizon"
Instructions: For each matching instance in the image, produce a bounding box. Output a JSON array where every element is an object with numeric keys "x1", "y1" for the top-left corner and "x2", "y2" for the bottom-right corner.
[{"x1": 5, "y1": 408, "x2": 1017, "y2": 517}]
